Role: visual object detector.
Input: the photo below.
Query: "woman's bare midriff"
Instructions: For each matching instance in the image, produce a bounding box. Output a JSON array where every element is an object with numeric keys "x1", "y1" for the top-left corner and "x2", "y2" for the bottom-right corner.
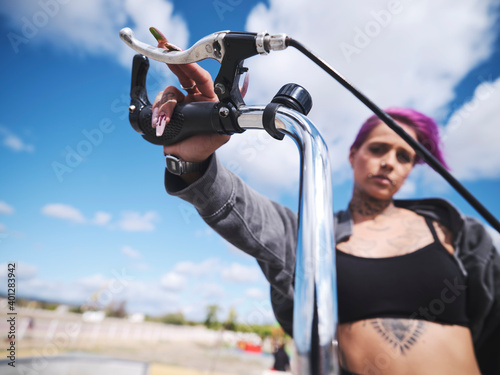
[{"x1": 338, "y1": 318, "x2": 481, "y2": 375}]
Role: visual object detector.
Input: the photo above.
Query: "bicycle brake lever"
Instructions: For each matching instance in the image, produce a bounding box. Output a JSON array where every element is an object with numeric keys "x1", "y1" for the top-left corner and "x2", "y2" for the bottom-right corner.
[
  {"x1": 120, "y1": 28, "x2": 288, "y2": 107},
  {"x1": 120, "y1": 27, "x2": 227, "y2": 64}
]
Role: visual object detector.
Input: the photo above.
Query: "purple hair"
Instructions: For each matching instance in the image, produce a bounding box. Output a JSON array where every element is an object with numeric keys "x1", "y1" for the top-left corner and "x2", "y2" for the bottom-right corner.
[{"x1": 350, "y1": 107, "x2": 449, "y2": 169}]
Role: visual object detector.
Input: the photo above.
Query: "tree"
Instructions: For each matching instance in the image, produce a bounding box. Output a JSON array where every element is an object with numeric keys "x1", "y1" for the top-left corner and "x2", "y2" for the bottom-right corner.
[
  {"x1": 204, "y1": 304, "x2": 221, "y2": 329},
  {"x1": 105, "y1": 300, "x2": 127, "y2": 318},
  {"x1": 161, "y1": 312, "x2": 186, "y2": 325},
  {"x1": 223, "y1": 307, "x2": 238, "y2": 331},
  {"x1": 251, "y1": 324, "x2": 274, "y2": 341}
]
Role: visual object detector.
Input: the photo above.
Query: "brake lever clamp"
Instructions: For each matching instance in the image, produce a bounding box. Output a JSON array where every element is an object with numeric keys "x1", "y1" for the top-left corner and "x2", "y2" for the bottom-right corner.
[{"x1": 213, "y1": 31, "x2": 287, "y2": 108}]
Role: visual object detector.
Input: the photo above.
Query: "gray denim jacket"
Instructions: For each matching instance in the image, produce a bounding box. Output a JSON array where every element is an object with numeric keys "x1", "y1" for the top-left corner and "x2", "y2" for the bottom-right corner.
[{"x1": 165, "y1": 154, "x2": 500, "y2": 374}]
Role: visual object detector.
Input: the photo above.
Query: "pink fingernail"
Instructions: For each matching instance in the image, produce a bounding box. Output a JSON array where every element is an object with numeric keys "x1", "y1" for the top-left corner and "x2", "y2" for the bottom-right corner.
[
  {"x1": 156, "y1": 116, "x2": 167, "y2": 136},
  {"x1": 152, "y1": 107, "x2": 159, "y2": 127}
]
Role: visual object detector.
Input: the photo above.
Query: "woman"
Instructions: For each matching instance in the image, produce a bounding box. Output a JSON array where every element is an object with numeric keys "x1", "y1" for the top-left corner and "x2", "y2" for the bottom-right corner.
[{"x1": 152, "y1": 50, "x2": 500, "y2": 374}]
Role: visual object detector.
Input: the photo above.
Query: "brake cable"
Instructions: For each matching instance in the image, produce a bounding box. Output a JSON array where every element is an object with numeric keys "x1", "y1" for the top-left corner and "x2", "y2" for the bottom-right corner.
[
  {"x1": 287, "y1": 37, "x2": 500, "y2": 233},
  {"x1": 120, "y1": 28, "x2": 500, "y2": 233}
]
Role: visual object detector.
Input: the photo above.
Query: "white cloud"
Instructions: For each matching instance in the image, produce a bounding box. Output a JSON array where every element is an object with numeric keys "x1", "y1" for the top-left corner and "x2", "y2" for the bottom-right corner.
[
  {"x1": 76, "y1": 273, "x2": 109, "y2": 291},
  {"x1": 218, "y1": 132, "x2": 300, "y2": 199},
  {"x1": 160, "y1": 271, "x2": 187, "y2": 291},
  {"x1": 1, "y1": 0, "x2": 189, "y2": 75},
  {"x1": 394, "y1": 177, "x2": 417, "y2": 199},
  {"x1": 215, "y1": 0, "x2": 499, "y2": 197},
  {"x1": 239, "y1": 301, "x2": 276, "y2": 326},
  {"x1": 0, "y1": 262, "x2": 37, "y2": 280},
  {"x1": 134, "y1": 263, "x2": 150, "y2": 271},
  {"x1": 18, "y1": 278, "x2": 69, "y2": 302},
  {"x1": 195, "y1": 228, "x2": 214, "y2": 238},
  {"x1": 221, "y1": 263, "x2": 260, "y2": 283},
  {"x1": 442, "y1": 77, "x2": 500, "y2": 180},
  {"x1": 41, "y1": 203, "x2": 86, "y2": 223},
  {"x1": 197, "y1": 282, "x2": 225, "y2": 299},
  {"x1": 92, "y1": 211, "x2": 112, "y2": 226},
  {"x1": 41, "y1": 204, "x2": 161, "y2": 231},
  {"x1": 121, "y1": 245, "x2": 142, "y2": 259},
  {"x1": 122, "y1": 280, "x2": 180, "y2": 314},
  {"x1": 0, "y1": 126, "x2": 34, "y2": 152},
  {"x1": 0, "y1": 201, "x2": 14, "y2": 215},
  {"x1": 16, "y1": 274, "x2": 180, "y2": 315},
  {"x1": 117, "y1": 211, "x2": 159, "y2": 232},
  {"x1": 173, "y1": 258, "x2": 219, "y2": 277},
  {"x1": 245, "y1": 287, "x2": 267, "y2": 300}
]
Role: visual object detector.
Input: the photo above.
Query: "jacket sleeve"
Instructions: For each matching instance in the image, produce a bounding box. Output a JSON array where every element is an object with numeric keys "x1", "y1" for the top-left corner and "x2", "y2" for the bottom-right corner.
[
  {"x1": 460, "y1": 216, "x2": 500, "y2": 375},
  {"x1": 164, "y1": 154, "x2": 297, "y2": 334}
]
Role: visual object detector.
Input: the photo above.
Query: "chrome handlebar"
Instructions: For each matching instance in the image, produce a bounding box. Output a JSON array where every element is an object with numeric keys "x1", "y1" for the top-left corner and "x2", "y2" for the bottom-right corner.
[
  {"x1": 121, "y1": 26, "x2": 338, "y2": 373},
  {"x1": 238, "y1": 106, "x2": 339, "y2": 374}
]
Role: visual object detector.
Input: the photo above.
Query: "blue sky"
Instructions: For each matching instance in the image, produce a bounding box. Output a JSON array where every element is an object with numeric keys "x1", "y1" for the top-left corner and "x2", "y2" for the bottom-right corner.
[{"x1": 0, "y1": 0, "x2": 499, "y2": 324}]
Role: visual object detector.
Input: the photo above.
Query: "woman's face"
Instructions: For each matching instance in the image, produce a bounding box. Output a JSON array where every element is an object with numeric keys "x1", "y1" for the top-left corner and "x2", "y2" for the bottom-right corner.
[{"x1": 349, "y1": 122, "x2": 418, "y2": 200}]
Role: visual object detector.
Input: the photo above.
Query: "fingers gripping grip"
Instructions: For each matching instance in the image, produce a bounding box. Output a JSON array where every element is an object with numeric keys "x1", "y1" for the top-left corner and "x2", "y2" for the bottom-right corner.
[{"x1": 128, "y1": 54, "x2": 219, "y2": 146}]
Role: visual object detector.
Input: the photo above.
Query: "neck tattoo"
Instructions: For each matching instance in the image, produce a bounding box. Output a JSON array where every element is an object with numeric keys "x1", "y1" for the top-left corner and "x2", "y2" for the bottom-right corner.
[{"x1": 349, "y1": 187, "x2": 394, "y2": 219}]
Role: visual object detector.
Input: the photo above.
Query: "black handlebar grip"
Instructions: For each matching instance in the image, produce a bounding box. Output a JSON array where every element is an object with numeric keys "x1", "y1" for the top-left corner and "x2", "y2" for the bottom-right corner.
[
  {"x1": 129, "y1": 54, "x2": 221, "y2": 146},
  {"x1": 135, "y1": 101, "x2": 219, "y2": 146}
]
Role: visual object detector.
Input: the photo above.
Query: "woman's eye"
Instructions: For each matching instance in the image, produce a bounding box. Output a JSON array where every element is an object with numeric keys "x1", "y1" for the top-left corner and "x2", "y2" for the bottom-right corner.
[
  {"x1": 397, "y1": 153, "x2": 413, "y2": 163},
  {"x1": 369, "y1": 146, "x2": 383, "y2": 154}
]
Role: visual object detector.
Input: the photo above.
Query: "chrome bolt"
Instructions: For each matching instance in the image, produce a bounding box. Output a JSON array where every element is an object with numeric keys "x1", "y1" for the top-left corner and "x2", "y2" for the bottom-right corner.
[
  {"x1": 214, "y1": 83, "x2": 226, "y2": 95},
  {"x1": 219, "y1": 106, "x2": 230, "y2": 118}
]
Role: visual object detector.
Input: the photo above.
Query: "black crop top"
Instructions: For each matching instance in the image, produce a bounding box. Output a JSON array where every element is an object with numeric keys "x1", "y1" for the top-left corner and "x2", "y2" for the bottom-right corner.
[{"x1": 336, "y1": 217, "x2": 469, "y2": 326}]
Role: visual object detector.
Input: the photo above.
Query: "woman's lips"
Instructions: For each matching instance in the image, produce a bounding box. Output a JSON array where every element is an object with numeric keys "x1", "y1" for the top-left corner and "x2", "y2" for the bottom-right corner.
[{"x1": 370, "y1": 174, "x2": 393, "y2": 185}]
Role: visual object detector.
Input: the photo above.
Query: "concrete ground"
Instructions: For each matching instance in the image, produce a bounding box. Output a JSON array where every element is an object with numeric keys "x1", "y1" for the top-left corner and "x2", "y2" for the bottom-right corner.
[
  {"x1": 0, "y1": 308, "x2": 278, "y2": 374},
  {"x1": 1, "y1": 352, "x2": 241, "y2": 375}
]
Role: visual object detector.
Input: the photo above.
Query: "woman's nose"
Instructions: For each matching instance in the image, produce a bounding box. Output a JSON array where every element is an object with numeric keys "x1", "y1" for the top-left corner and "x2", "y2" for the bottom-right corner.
[{"x1": 381, "y1": 152, "x2": 396, "y2": 169}]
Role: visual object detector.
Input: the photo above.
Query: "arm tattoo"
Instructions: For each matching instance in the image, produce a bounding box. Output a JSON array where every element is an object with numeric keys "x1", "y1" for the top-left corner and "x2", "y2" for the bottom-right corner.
[{"x1": 371, "y1": 319, "x2": 426, "y2": 354}]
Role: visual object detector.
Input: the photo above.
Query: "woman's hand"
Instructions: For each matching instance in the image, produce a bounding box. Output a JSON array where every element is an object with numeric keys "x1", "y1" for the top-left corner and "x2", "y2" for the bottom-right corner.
[{"x1": 151, "y1": 28, "x2": 230, "y2": 163}]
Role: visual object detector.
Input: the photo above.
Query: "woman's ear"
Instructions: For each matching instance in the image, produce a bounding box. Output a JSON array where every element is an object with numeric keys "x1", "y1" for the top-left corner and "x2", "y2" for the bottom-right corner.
[{"x1": 349, "y1": 147, "x2": 356, "y2": 167}]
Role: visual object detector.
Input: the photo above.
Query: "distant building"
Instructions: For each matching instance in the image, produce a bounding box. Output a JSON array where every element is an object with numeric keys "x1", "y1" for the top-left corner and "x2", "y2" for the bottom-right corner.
[
  {"x1": 128, "y1": 313, "x2": 145, "y2": 323},
  {"x1": 82, "y1": 310, "x2": 105, "y2": 322}
]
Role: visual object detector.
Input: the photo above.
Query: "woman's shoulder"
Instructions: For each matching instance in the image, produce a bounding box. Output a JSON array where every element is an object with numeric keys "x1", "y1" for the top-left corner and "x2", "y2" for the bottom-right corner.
[{"x1": 393, "y1": 197, "x2": 464, "y2": 231}]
